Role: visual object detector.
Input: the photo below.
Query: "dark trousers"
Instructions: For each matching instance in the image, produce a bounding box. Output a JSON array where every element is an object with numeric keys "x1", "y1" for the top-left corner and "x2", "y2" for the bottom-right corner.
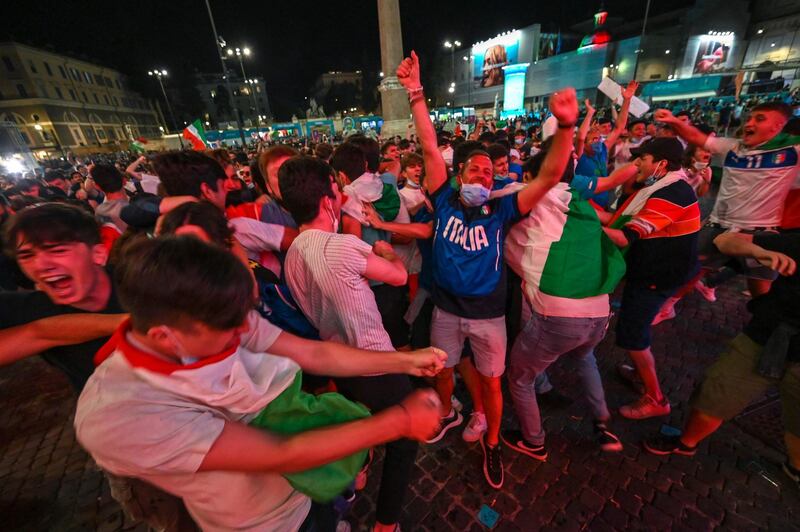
[{"x1": 334, "y1": 373, "x2": 418, "y2": 525}]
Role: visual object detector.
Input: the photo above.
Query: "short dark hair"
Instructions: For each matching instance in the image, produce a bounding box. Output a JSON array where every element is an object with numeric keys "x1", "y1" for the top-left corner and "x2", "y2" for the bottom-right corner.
[
  {"x1": 314, "y1": 142, "x2": 334, "y2": 161},
  {"x1": 453, "y1": 140, "x2": 484, "y2": 171},
  {"x1": 331, "y1": 143, "x2": 366, "y2": 183},
  {"x1": 478, "y1": 131, "x2": 495, "y2": 144},
  {"x1": 5, "y1": 202, "x2": 100, "y2": 257},
  {"x1": 401, "y1": 152, "x2": 424, "y2": 172},
  {"x1": 381, "y1": 141, "x2": 397, "y2": 155},
  {"x1": 486, "y1": 143, "x2": 509, "y2": 162},
  {"x1": 152, "y1": 151, "x2": 225, "y2": 198},
  {"x1": 279, "y1": 156, "x2": 336, "y2": 225},
  {"x1": 460, "y1": 149, "x2": 492, "y2": 175},
  {"x1": 346, "y1": 135, "x2": 381, "y2": 172},
  {"x1": 43, "y1": 169, "x2": 66, "y2": 183},
  {"x1": 751, "y1": 102, "x2": 792, "y2": 121},
  {"x1": 159, "y1": 201, "x2": 233, "y2": 248},
  {"x1": 398, "y1": 139, "x2": 411, "y2": 150},
  {"x1": 522, "y1": 137, "x2": 573, "y2": 184},
  {"x1": 116, "y1": 236, "x2": 254, "y2": 333},
  {"x1": 90, "y1": 164, "x2": 124, "y2": 193},
  {"x1": 16, "y1": 179, "x2": 39, "y2": 193}
]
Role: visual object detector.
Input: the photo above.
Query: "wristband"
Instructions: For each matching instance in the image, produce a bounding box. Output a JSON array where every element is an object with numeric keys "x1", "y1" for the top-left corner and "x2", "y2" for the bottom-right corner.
[
  {"x1": 557, "y1": 122, "x2": 576, "y2": 129},
  {"x1": 409, "y1": 93, "x2": 425, "y2": 105},
  {"x1": 406, "y1": 86, "x2": 424, "y2": 95}
]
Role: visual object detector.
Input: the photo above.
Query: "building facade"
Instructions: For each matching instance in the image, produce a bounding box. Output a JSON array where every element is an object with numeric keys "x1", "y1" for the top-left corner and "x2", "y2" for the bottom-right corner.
[
  {"x1": 0, "y1": 42, "x2": 165, "y2": 156},
  {"x1": 195, "y1": 72, "x2": 271, "y2": 130},
  {"x1": 438, "y1": 0, "x2": 799, "y2": 116}
]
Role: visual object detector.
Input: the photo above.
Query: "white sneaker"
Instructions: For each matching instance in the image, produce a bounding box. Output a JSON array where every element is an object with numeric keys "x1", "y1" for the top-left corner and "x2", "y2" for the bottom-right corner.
[
  {"x1": 462, "y1": 411, "x2": 487, "y2": 442},
  {"x1": 694, "y1": 280, "x2": 717, "y2": 302}
]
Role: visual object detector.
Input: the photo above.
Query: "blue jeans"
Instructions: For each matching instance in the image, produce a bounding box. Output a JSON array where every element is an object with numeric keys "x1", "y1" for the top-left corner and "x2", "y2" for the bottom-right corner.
[{"x1": 508, "y1": 311, "x2": 611, "y2": 445}]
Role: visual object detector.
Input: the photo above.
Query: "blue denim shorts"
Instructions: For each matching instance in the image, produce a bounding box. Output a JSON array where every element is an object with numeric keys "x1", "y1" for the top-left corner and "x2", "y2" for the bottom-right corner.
[{"x1": 615, "y1": 283, "x2": 675, "y2": 350}]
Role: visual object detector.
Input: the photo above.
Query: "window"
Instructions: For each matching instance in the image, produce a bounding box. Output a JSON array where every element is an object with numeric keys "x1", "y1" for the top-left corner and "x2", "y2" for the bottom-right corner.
[
  {"x1": 104, "y1": 76, "x2": 113, "y2": 87},
  {"x1": 44, "y1": 62, "x2": 53, "y2": 76},
  {"x1": 3, "y1": 56, "x2": 14, "y2": 71},
  {"x1": 82, "y1": 92, "x2": 88, "y2": 102},
  {"x1": 17, "y1": 84, "x2": 27, "y2": 98},
  {"x1": 97, "y1": 128, "x2": 106, "y2": 140},
  {"x1": 84, "y1": 71, "x2": 92, "y2": 84},
  {"x1": 94, "y1": 74, "x2": 103, "y2": 84},
  {"x1": 58, "y1": 65, "x2": 67, "y2": 78},
  {"x1": 20, "y1": 132, "x2": 31, "y2": 145},
  {"x1": 104, "y1": 94, "x2": 109, "y2": 104},
  {"x1": 210, "y1": 89, "x2": 216, "y2": 98},
  {"x1": 70, "y1": 68, "x2": 79, "y2": 81},
  {"x1": 55, "y1": 86, "x2": 64, "y2": 99},
  {"x1": 35, "y1": 81, "x2": 48, "y2": 98},
  {"x1": 112, "y1": 96, "x2": 118, "y2": 106},
  {"x1": 93, "y1": 93, "x2": 99, "y2": 103},
  {"x1": 69, "y1": 89, "x2": 77, "y2": 100},
  {"x1": 115, "y1": 79, "x2": 121, "y2": 89},
  {"x1": 28, "y1": 60, "x2": 38, "y2": 74}
]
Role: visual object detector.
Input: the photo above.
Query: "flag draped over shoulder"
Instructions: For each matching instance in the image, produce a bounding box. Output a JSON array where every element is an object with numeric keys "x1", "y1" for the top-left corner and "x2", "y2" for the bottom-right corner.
[
  {"x1": 506, "y1": 183, "x2": 626, "y2": 299},
  {"x1": 183, "y1": 119, "x2": 208, "y2": 150}
]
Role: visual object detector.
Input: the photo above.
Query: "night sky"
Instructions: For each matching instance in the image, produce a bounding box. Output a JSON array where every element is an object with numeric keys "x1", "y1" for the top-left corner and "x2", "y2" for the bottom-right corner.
[{"x1": 1, "y1": 0, "x2": 693, "y2": 119}]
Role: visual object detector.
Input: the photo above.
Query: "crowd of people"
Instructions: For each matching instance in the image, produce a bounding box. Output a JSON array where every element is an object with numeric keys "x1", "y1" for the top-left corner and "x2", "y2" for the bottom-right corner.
[{"x1": 1, "y1": 50, "x2": 799, "y2": 532}]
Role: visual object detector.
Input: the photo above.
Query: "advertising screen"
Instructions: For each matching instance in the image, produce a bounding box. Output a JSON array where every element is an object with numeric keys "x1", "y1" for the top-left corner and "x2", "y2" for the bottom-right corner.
[
  {"x1": 692, "y1": 33, "x2": 734, "y2": 74},
  {"x1": 472, "y1": 31, "x2": 520, "y2": 88}
]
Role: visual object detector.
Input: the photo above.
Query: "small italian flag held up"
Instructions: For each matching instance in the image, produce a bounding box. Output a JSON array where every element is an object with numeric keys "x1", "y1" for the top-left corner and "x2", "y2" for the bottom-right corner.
[
  {"x1": 183, "y1": 119, "x2": 208, "y2": 150},
  {"x1": 129, "y1": 137, "x2": 147, "y2": 153}
]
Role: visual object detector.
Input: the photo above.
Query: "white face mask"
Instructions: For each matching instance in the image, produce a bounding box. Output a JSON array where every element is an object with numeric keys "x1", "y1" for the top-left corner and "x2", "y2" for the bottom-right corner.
[
  {"x1": 326, "y1": 198, "x2": 339, "y2": 233},
  {"x1": 163, "y1": 327, "x2": 198, "y2": 365},
  {"x1": 442, "y1": 146, "x2": 454, "y2": 166},
  {"x1": 693, "y1": 161, "x2": 709, "y2": 170}
]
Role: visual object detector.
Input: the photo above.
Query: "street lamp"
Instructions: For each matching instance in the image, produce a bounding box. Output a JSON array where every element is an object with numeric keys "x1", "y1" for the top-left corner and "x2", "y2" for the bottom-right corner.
[
  {"x1": 444, "y1": 39, "x2": 461, "y2": 102},
  {"x1": 148, "y1": 69, "x2": 184, "y2": 148},
  {"x1": 204, "y1": 0, "x2": 246, "y2": 145},
  {"x1": 463, "y1": 54, "x2": 473, "y2": 106},
  {"x1": 227, "y1": 45, "x2": 260, "y2": 126}
]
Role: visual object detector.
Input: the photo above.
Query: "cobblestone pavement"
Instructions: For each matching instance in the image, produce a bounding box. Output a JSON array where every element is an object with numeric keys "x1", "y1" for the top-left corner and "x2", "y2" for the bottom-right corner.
[{"x1": 1, "y1": 279, "x2": 799, "y2": 531}]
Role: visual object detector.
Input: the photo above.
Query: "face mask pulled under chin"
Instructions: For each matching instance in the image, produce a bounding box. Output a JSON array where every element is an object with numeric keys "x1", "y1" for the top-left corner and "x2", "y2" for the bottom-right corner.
[
  {"x1": 326, "y1": 199, "x2": 339, "y2": 232},
  {"x1": 633, "y1": 161, "x2": 666, "y2": 189}
]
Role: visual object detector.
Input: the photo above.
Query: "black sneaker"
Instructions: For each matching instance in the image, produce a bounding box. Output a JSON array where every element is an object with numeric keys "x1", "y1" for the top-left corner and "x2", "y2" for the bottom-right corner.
[
  {"x1": 536, "y1": 389, "x2": 573, "y2": 410},
  {"x1": 480, "y1": 436, "x2": 504, "y2": 489},
  {"x1": 643, "y1": 434, "x2": 697, "y2": 456},
  {"x1": 500, "y1": 429, "x2": 547, "y2": 461},
  {"x1": 594, "y1": 421, "x2": 623, "y2": 452},
  {"x1": 783, "y1": 461, "x2": 800, "y2": 487},
  {"x1": 425, "y1": 408, "x2": 463, "y2": 444}
]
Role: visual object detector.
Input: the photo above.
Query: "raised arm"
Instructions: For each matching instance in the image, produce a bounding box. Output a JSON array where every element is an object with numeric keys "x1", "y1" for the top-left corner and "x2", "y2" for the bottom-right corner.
[
  {"x1": 575, "y1": 99, "x2": 596, "y2": 158},
  {"x1": 517, "y1": 88, "x2": 579, "y2": 216},
  {"x1": 397, "y1": 51, "x2": 447, "y2": 193},
  {"x1": 594, "y1": 163, "x2": 639, "y2": 193},
  {"x1": 605, "y1": 81, "x2": 638, "y2": 150},
  {"x1": 654, "y1": 109, "x2": 709, "y2": 147},
  {"x1": 125, "y1": 156, "x2": 146, "y2": 179}
]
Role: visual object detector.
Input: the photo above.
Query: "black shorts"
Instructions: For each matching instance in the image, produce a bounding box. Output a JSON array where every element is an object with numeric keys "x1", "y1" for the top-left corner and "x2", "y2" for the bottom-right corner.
[
  {"x1": 371, "y1": 283, "x2": 410, "y2": 348},
  {"x1": 616, "y1": 283, "x2": 676, "y2": 351}
]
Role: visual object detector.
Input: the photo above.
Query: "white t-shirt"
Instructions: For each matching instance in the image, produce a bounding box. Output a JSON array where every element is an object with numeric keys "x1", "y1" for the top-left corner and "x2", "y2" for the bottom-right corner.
[
  {"x1": 229, "y1": 217, "x2": 285, "y2": 262},
  {"x1": 285, "y1": 230, "x2": 393, "y2": 351},
  {"x1": 706, "y1": 135, "x2": 800, "y2": 229},
  {"x1": 74, "y1": 313, "x2": 310, "y2": 532}
]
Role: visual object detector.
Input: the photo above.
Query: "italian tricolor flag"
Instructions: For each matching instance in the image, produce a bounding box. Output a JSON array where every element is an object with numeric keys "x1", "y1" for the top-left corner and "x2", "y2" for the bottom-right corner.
[
  {"x1": 505, "y1": 183, "x2": 626, "y2": 299},
  {"x1": 183, "y1": 119, "x2": 208, "y2": 150}
]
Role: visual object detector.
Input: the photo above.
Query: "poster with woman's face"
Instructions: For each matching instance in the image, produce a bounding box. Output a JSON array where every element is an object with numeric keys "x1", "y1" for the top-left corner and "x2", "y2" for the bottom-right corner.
[
  {"x1": 473, "y1": 38, "x2": 519, "y2": 88},
  {"x1": 693, "y1": 41, "x2": 730, "y2": 74}
]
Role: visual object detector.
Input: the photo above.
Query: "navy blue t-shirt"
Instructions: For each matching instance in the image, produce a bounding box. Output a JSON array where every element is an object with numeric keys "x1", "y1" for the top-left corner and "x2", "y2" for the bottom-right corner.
[{"x1": 430, "y1": 182, "x2": 521, "y2": 319}]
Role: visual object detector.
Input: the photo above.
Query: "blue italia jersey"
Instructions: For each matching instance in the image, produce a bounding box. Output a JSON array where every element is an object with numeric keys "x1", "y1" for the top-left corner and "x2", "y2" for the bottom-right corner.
[{"x1": 430, "y1": 182, "x2": 521, "y2": 303}]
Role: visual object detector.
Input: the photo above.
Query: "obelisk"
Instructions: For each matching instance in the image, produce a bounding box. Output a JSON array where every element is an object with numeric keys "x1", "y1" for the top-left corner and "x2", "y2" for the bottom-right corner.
[{"x1": 377, "y1": 0, "x2": 410, "y2": 137}]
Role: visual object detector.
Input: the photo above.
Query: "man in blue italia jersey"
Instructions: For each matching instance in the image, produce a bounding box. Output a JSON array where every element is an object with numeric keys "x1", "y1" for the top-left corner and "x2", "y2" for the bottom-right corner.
[{"x1": 396, "y1": 51, "x2": 579, "y2": 489}]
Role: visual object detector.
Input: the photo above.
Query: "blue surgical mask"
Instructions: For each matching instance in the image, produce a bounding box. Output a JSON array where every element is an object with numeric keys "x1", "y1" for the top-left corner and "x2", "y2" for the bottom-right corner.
[
  {"x1": 405, "y1": 179, "x2": 421, "y2": 189},
  {"x1": 460, "y1": 183, "x2": 490, "y2": 207}
]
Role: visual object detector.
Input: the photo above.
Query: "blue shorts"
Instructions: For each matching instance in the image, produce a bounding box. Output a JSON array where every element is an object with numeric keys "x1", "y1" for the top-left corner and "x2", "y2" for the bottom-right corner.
[{"x1": 615, "y1": 283, "x2": 676, "y2": 351}]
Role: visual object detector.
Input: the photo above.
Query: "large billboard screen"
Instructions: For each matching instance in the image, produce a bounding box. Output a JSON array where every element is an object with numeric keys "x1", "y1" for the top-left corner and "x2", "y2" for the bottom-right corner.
[
  {"x1": 692, "y1": 33, "x2": 735, "y2": 74},
  {"x1": 472, "y1": 31, "x2": 520, "y2": 88}
]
